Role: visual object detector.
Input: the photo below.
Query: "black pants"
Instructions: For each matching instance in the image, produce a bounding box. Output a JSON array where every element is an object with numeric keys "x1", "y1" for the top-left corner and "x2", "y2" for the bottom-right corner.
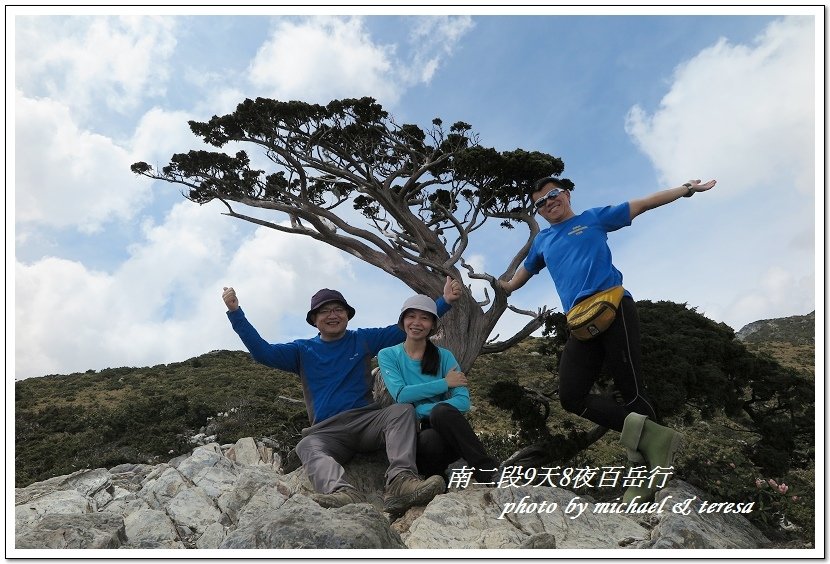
[
  {"x1": 416, "y1": 403, "x2": 498, "y2": 482},
  {"x1": 558, "y1": 295, "x2": 658, "y2": 432}
]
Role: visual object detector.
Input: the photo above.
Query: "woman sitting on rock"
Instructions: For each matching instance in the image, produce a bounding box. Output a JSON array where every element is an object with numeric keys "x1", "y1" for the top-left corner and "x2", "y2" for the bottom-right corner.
[{"x1": 378, "y1": 295, "x2": 500, "y2": 486}]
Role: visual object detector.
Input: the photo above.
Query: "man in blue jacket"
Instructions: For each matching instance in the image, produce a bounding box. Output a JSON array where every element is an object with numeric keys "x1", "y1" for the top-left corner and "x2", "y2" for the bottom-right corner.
[{"x1": 222, "y1": 277, "x2": 462, "y2": 515}]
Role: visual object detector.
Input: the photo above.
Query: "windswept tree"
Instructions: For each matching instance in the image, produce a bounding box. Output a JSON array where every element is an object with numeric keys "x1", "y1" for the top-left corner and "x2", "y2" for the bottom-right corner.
[{"x1": 132, "y1": 96, "x2": 569, "y2": 372}]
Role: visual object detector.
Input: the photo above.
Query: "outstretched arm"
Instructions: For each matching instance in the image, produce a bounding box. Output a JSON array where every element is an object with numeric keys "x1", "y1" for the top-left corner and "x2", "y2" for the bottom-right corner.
[{"x1": 628, "y1": 179, "x2": 717, "y2": 221}]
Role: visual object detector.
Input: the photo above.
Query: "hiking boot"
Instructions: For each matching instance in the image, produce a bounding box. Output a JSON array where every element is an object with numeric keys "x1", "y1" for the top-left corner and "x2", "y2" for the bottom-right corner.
[
  {"x1": 312, "y1": 486, "x2": 366, "y2": 509},
  {"x1": 383, "y1": 472, "x2": 445, "y2": 516},
  {"x1": 473, "y1": 458, "x2": 502, "y2": 486}
]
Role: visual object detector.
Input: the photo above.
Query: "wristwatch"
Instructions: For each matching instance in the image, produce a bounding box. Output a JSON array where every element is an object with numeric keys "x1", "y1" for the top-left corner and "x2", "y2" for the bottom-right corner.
[{"x1": 682, "y1": 183, "x2": 695, "y2": 198}]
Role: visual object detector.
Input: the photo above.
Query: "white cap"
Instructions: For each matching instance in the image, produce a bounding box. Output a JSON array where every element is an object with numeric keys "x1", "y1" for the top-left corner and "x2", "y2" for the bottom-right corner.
[
  {"x1": 397, "y1": 294, "x2": 438, "y2": 329},
  {"x1": 400, "y1": 294, "x2": 437, "y2": 316}
]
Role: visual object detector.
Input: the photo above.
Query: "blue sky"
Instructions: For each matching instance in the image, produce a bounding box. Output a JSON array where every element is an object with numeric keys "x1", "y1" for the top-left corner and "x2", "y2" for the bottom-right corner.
[{"x1": 10, "y1": 6, "x2": 822, "y2": 380}]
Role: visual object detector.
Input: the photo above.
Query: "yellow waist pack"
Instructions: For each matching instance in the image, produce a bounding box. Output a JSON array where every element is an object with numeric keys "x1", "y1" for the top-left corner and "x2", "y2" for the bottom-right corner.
[{"x1": 566, "y1": 286, "x2": 625, "y2": 340}]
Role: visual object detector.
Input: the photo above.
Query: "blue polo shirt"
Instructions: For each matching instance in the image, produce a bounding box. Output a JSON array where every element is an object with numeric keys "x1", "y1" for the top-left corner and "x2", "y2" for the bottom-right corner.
[{"x1": 524, "y1": 203, "x2": 632, "y2": 312}]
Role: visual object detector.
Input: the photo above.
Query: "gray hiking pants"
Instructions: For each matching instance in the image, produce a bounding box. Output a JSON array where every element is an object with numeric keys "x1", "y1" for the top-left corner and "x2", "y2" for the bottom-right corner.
[{"x1": 295, "y1": 403, "x2": 419, "y2": 493}]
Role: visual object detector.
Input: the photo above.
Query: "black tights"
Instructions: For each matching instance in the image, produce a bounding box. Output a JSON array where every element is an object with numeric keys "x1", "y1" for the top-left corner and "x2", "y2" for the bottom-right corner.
[
  {"x1": 558, "y1": 296, "x2": 657, "y2": 432},
  {"x1": 416, "y1": 403, "x2": 498, "y2": 482}
]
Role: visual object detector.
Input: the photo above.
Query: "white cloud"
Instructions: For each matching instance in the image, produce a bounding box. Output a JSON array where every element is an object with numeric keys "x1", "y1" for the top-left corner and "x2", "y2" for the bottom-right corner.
[
  {"x1": 248, "y1": 16, "x2": 398, "y2": 104},
  {"x1": 14, "y1": 200, "x2": 357, "y2": 380},
  {"x1": 15, "y1": 96, "x2": 208, "y2": 235},
  {"x1": 620, "y1": 16, "x2": 816, "y2": 331},
  {"x1": 406, "y1": 16, "x2": 474, "y2": 83},
  {"x1": 247, "y1": 15, "x2": 474, "y2": 106},
  {"x1": 15, "y1": 92, "x2": 152, "y2": 233},
  {"x1": 711, "y1": 266, "x2": 814, "y2": 329},
  {"x1": 15, "y1": 15, "x2": 177, "y2": 117},
  {"x1": 625, "y1": 16, "x2": 814, "y2": 197},
  {"x1": 130, "y1": 106, "x2": 212, "y2": 170},
  {"x1": 193, "y1": 87, "x2": 250, "y2": 118},
  {"x1": 15, "y1": 258, "x2": 114, "y2": 378}
]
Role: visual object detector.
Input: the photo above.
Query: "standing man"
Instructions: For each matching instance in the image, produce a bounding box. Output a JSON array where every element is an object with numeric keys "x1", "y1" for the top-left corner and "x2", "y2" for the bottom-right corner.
[
  {"x1": 500, "y1": 176, "x2": 716, "y2": 502},
  {"x1": 222, "y1": 277, "x2": 462, "y2": 516}
]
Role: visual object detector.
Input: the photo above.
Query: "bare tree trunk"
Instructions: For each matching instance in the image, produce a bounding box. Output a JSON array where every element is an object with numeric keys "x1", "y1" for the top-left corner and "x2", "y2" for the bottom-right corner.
[{"x1": 433, "y1": 294, "x2": 496, "y2": 373}]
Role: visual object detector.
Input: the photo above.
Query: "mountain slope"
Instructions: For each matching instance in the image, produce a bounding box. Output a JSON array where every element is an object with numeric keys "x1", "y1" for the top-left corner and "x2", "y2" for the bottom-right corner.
[
  {"x1": 736, "y1": 311, "x2": 815, "y2": 377},
  {"x1": 14, "y1": 304, "x2": 817, "y2": 545},
  {"x1": 736, "y1": 311, "x2": 815, "y2": 345}
]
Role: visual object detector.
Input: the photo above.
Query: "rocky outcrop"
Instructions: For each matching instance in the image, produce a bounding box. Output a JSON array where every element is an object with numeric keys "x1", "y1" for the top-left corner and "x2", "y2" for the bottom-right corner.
[
  {"x1": 736, "y1": 311, "x2": 815, "y2": 345},
  {"x1": 637, "y1": 481, "x2": 771, "y2": 549},
  {"x1": 14, "y1": 437, "x2": 771, "y2": 551}
]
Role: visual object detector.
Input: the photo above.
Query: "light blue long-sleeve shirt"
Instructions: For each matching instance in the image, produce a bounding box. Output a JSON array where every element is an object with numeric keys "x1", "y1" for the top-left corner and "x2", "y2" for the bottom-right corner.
[{"x1": 377, "y1": 343, "x2": 470, "y2": 420}]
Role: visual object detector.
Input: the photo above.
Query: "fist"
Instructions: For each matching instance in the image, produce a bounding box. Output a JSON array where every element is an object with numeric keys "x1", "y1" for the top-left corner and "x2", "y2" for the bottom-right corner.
[
  {"x1": 222, "y1": 287, "x2": 239, "y2": 312},
  {"x1": 444, "y1": 276, "x2": 462, "y2": 303}
]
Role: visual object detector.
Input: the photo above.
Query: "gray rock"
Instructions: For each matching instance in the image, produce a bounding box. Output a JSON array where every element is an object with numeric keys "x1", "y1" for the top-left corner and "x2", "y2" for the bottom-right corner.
[
  {"x1": 16, "y1": 513, "x2": 126, "y2": 549},
  {"x1": 16, "y1": 489, "x2": 92, "y2": 530},
  {"x1": 520, "y1": 532, "x2": 557, "y2": 548},
  {"x1": 109, "y1": 463, "x2": 155, "y2": 492},
  {"x1": 406, "y1": 486, "x2": 648, "y2": 549},
  {"x1": 196, "y1": 522, "x2": 227, "y2": 549},
  {"x1": 138, "y1": 466, "x2": 188, "y2": 509},
  {"x1": 633, "y1": 481, "x2": 772, "y2": 549},
  {"x1": 235, "y1": 485, "x2": 290, "y2": 530},
  {"x1": 15, "y1": 474, "x2": 69, "y2": 505},
  {"x1": 166, "y1": 487, "x2": 222, "y2": 535},
  {"x1": 216, "y1": 466, "x2": 287, "y2": 524},
  {"x1": 219, "y1": 495, "x2": 405, "y2": 549},
  {"x1": 61, "y1": 468, "x2": 111, "y2": 499},
  {"x1": 15, "y1": 468, "x2": 110, "y2": 505},
  {"x1": 176, "y1": 444, "x2": 234, "y2": 480},
  {"x1": 124, "y1": 508, "x2": 183, "y2": 549},
  {"x1": 226, "y1": 437, "x2": 261, "y2": 466},
  {"x1": 99, "y1": 494, "x2": 150, "y2": 517},
  {"x1": 173, "y1": 444, "x2": 243, "y2": 501},
  {"x1": 191, "y1": 463, "x2": 240, "y2": 500},
  {"x1": 13, "y1": 437, "x2": 775, "y2": 552}
]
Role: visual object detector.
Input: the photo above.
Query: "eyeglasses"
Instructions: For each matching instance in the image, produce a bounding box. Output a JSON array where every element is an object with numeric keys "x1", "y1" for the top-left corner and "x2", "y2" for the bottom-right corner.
[
  {"x1": 533, "y1": 188, "x2": 565, "y2": 210},
  {"x1": 317, "y1": 306, "x2": 347, "y2": 317}
]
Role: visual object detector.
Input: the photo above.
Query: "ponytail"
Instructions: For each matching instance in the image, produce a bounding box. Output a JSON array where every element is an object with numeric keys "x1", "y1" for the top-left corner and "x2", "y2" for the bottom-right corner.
[{"x1": 421, "y1": 340, "x2": 440, "y2": 376}]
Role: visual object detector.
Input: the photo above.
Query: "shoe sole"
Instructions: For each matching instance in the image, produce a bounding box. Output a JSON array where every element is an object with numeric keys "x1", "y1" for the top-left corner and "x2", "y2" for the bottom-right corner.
[
  {"x1": 383, "y1": 476, "x2": 444, "y2": 516},
  {"x1": 312, "y1": 492, "x2": 366, "y2": 509}
]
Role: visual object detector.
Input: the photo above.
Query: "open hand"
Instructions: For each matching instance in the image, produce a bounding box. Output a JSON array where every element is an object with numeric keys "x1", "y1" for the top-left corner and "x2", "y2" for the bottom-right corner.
[{"x1": 686, "y1": 179, "x2": 717, "y2": 195}]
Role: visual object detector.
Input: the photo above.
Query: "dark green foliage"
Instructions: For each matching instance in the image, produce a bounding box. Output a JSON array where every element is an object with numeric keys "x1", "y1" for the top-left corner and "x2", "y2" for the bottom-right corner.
[
  {"x1": 131, "y1": 95, "x2": 565, "y2": 234},
  {"x1": 14, "y1": 301, "x2": 815, "y2": 543},
  {"x1": 540, "y1": 300, "x2": 813, "y2": 478},
  {"x1": 517, "y1": 299, "x2": 815, "y2": 540},
  {"x1": 15, "y1": 351, "x2": 305, "y2": 487},
  {"x1": 487, "y1": 381, "x2": 549, "y2": 444}
]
